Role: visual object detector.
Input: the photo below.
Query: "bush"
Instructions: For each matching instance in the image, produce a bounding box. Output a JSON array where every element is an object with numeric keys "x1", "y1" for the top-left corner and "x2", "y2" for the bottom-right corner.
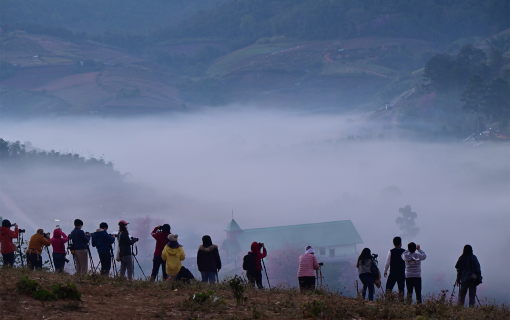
[
  {"x1": 51, "y1": 282, "x2": 82, "y2": 301},
  {"x1": 16, "y1": 276, "x2": 40, "y2": 294},
  {"x1": 33, "y1": 288, "x2": 58, "y2": 301},
  {"x1": 228, "y1": 275, "x2": 247, "y2": 304}
]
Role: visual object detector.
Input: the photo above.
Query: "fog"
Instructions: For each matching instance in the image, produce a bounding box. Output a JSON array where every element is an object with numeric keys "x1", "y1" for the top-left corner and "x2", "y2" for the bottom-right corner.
[{"x1": 1, "y1": 109, "x2": 509, "y2": 303}]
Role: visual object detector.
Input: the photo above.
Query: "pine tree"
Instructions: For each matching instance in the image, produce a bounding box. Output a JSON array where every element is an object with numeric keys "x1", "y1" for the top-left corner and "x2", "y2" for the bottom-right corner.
[
  {"x1": 396, "y1": 205, "x2": 419, "y2": 242},
  {"x1": 461, "y1": 75, "x2": 486, "y2": 134}
]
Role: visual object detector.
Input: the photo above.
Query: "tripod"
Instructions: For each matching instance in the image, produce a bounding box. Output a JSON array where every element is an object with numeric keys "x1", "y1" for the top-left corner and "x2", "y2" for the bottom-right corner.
[
  {"x1": 316, "y1": 265, "x2": 324, "y2": 288},
  {"x1": 131, "y1": 243, "x2": 147, "y2": 280},
  {"x1": 87, "y1": 247, "x2": 97, "y2": 273},
  {"x1": 110, "y1": 246, "x2": 119, "y2": 277},
  {"x1": 261, "y1": 258, "x2": 271, "y2": 289},
  {"x1": 450, "y1": 282, "x2": 457, "y2": 303},
  {"x1": 16, "y1": 233, "x2": 25, "y2": 267},
  {"x1": 44, "y1": 246, "x2": 54, "y2": 272}
]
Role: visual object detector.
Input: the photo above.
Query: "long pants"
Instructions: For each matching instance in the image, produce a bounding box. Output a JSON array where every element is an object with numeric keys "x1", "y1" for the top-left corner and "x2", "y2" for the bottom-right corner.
[
  {"x1": 406, "y1": 277, "x2": 422, "y2": 304},
  {"x1": 359, "y1": 273, "x2": 375, "y2": 301},
  {"x1": 150, "y1": 255, "x2": 167, "y2": 280},
  {"x1": 53, "y1": 253, "x2": 66, "y2": 273},
  {"x1": 386, "y1": 272, "x2": 405, "y2": 299},
  {"x1": 201, "y1": 271, "x2": 217, "y2": 283},
  {"x1": 27, "y1": 252, "x2": 42, "y2": 270},
  {"x1": 119, "y1": 255, "x2": 134, "y2": 280},
  {"x1": 2, "y1": 252, "x2": 15, "y2": 267},
  {"x1": 99, "y1": 252, "x2": 111, "y2": 275},
  {"x1": 458, "y1": 282, "x2": 477, "y2": 307},
  {"x1": 74, "y1": 249, "x2": 88, "y2": 274},
  {"x1": 298, "y1": 276, "x2": 316, "y2": 291},
  {"x1": 247, "y1": 270, "x2": 263, "y2": 289}
]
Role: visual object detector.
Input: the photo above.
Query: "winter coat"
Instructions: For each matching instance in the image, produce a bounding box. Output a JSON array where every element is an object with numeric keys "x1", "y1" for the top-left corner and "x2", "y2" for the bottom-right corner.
[
  {"x1": 50, "y1": 229, "x2": 68, "y2": 254},
  {"x1": 249, "y1": 242, "x2": 267, "y2": 271},
  {"x1": 92, "y1": 229, "x2": 116, "y2": 254},
  {"x1": 69, "y1": 227, "x2": 90, "y2": 250},
  {"x1": 118, "y1": 231, "x2": 135, "y2": 257},
  {"x1": 26, "y1": 233, "x2": 51, "y2": 254},
  {"x1": 161, "y1": 244, "x2": 185, "y2": 276},
  {"x1": 0, "y1": 226, "x2": 19, "y2": 255},
  {"x1": 402, "y1": 249, "x2": 426, "y2": 278},
  {"x1": 151, "y1": 226, "x2": 170, "y2": 256},
  {"x1": 197, "y1": 244, "x2": 221, "y2": 272},
  {"x1": 455, "y1": 254, "x2": 481, "y2": 285},
  {"x1": 298, "y1": 252, "x2": 320, "y2": 277}
]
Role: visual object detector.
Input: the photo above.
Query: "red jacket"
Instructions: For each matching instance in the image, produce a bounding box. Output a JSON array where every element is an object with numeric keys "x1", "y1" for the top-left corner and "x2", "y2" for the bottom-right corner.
[
  {"x1": 0, "y1": 226, "x2": 19, "y2": 254},
  {"x1": 151, "y1": 226, "x2": 170, "y2": 256},
  {"x1": 50, "y1": 228, "x2": 68, "y2": 254},
  {"x1": 250, "y1": 242, "x2": 267, "y2": 271}
]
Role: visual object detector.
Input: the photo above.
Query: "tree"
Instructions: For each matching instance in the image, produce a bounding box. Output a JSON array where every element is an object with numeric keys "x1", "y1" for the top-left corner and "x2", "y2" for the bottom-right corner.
[
  {"x1": 395, "y1": 205, "x2": 419, "y2": 241},
  {"x1": 266, "y1": 243, "x2": 302, "y2": 287},
  {"x1": 461, "y1": 75, "x2": 486, "y2": 133},
  {"x1": 423, "y1": 54, "x2": 455, "y2": 92},
  {"x1": 483, "y1": 78, "x2": 510, "y2": 123}
]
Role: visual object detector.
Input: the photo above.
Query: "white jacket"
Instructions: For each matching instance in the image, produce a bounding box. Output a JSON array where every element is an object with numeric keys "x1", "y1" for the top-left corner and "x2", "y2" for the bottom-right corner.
[{"x1": 402, "y1": 249, "x2": 426, "y2": 278}]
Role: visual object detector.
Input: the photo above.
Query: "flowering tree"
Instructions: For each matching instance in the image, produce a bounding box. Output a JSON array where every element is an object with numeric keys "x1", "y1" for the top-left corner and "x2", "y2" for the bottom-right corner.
[
  {"x1": 132, "y1": 215, "x2": 164, "y2": 262},
  {"x1": 266, "y1": 243, "x2": 303, "y2": 287}
]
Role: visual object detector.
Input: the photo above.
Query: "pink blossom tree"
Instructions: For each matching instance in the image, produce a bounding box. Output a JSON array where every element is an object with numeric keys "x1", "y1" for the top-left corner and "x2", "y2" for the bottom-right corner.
[{"x1": 266, "y1": 243, "x2": 303, "y2": 287}]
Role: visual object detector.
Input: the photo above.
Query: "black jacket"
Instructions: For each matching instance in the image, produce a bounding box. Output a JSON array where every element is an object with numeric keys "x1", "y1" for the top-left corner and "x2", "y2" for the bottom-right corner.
[
  {"x1": 197, "y1": 244, "x2": 221, "y2": 272},
  {"x1": 118, "y1": 231, "x2": 135, "y2": 257},
  {"x1": 455, "y1": 254, "x2": 481, "y2": 284}
]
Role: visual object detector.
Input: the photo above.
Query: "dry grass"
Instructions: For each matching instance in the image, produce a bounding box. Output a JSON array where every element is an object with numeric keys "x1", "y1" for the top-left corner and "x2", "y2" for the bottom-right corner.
[{"x1": 0, "y1": 267, "x2": 507, "y2": 319}]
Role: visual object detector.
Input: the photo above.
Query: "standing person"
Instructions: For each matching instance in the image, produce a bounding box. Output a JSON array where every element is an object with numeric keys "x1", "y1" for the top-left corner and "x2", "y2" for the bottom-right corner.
[
  {"x1": 197, "y1": 235, "x2": 222, "y2": 283},
  {"x1": 149, "y1": 224, "x2": 171, "y2": 281},
  {"x1": 161, "y1": 234, "x2": 185, "y2": 278},
  {"x1": 402, "y1": 242, "x2": 426, "y2": 304},
  {"x1": 0, "y1": 219, "x2": 19, "y2": 267},
  {"x1": 384, "y1": 236, "x2": 406, "y2": 300},
  {"x1": 356, "y1": 248, "x2": 376, "y2": 301},
  {"x1": 246, "y1": 242, "x2": 267, "y2": 289},
  {"x1": 455, "y1": 245, "x2": 482, "y2": 307},
  {"x1": 91, "y1": 222, "x2": 116, "y2": 275},
  {"x1": 26, "y1": 229, "x2": 51, "y2": 270},
  {"x1": 297, "y1": 245, "x2": 320, "y2": 291},
  {"x1": 117, "y1": 220, "x2": 137, "y2": 280},
  {"x1": 50, "y1": 227, "x2": 68, "y2": 273},
  {"x1": 69, "y1": 219, "x2": 91, "y2": 274}
]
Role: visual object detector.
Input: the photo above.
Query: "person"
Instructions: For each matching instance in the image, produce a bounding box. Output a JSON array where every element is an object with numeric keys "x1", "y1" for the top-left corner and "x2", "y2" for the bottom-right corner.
[
  {"x1": 246, "y1": 242, "x2": 267, "y2": 289},
  {"x1": 117, "y1": 220, "x2": 137, "y2": 280},
  {"x1": 0, "y1": 219, "x2": 19, "y2": 267},
  {"x1": 69, "y1": 219, "x2": 91, "y2": 274},
  {"x1": 297, "y1": 245, "x2": 320, "y2": 291},
  {"x1": 26, "y1": 229, "x2": 51, "y2": 270},
  {"x1": 92, "y1": 222, "x2": 116, "y2": 275},
  {"x1": 150, "y1": 224, "x2": 171, "y2": 281},
  {"x1": 455, "y1": 244, "x2": 482, "y2": 307},
  {"x1": 384, "y1": 236, "x2": 406, "y2": 300},
  {"x1": 197, "y1": 235, "x2": 222, "y2": 283},
  {"x1": 161, "y1": 234, "x2": 185, "y2": 278},
  {"x1": 50, "y1": 227, "x2": 68, "y2": 273},
  {"x1": 357, "y1": 248, "x2": 377, "y2": 301},
  {"x1": 402, "y1": 242, "x2": 426, "y2": 304}
]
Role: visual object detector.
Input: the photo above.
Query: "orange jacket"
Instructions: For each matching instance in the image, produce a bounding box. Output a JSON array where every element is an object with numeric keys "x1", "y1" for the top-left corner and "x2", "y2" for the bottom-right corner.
[{"x1": 26, "y1": 233, "x2": 51, "y2": 254}]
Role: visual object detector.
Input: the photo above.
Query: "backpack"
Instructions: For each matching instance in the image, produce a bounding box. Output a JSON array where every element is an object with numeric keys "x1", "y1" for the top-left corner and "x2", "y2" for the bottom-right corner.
[
  {"x1": 462, "y1": 256, "x2": 482, "y2": 286},
  {"x1": 243, "y1": 252, "x2": 256, "y2": 271}
]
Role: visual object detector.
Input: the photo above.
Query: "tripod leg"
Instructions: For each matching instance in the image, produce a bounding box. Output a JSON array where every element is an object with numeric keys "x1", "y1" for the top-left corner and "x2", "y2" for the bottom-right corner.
[
  {"x1": 261, "y1": 259, "x2": 271, "y2": 289},
  {"x1": 45, "y1": 247, "x2": 54, "y2": 272},
  {"x1": 133, "y1": 255, "x2": 147, "y2": 280}
]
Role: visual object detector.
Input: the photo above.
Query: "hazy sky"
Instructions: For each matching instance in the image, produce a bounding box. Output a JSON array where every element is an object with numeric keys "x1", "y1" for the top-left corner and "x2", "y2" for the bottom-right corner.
[{"x1": 1, "y1": 109, "x2": 509, "y2": 302}]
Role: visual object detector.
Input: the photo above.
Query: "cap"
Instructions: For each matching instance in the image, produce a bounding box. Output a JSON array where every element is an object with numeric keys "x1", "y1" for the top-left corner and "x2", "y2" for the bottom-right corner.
[{"x1": 118, "y1": 220, "x2": 129, "y2": 226}]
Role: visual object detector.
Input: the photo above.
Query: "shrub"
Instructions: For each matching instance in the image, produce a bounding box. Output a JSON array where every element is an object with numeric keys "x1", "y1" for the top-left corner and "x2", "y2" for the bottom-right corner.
[
  {"x1": 16, "y1": 276, "x2": 40, "y2": 294},
  {"x1": 33, "y1": 288, "x2": 58, "y2": 301},
  {"x1": 303, "y1": 299, "x2": 328, "y2": 318},
  {"x1": 228, "y1": 275, "x2": 247, "y2": 304},
  {"x1": 51, "y1": 282, "x2": 82, "y2": 301}
]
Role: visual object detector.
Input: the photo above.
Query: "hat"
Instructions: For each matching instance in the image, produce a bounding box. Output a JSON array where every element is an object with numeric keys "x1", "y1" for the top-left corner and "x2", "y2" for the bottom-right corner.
[
  {"x1": 306, "y1": 246, "x2": 315, "y2": 254},
  {"x1": 1, "y1": 219, "x2": 11, "y2": 228},
  {"x1": 167, "y1": 234, "x2": 178, "y2": 242},
  {"x1": 118, "y1": 220, "x2": 129, "y2": 226}
]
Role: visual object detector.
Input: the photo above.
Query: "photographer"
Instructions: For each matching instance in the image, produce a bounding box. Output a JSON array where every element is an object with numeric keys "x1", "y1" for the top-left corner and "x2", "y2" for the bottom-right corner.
[
  {"x1": 197, "y1": 235, "x2": 221, "y2": 283},
  {"x1": 246, "y1": 242, "x2": 267, "y2": 289},
  {"x1": 117, "y1": 220, "x2": 137, "y2": 280},
  {"x1": 297, "y1": 245, "x2": 320, "y2": 291},
  {"x1": 69, "y1": 219, "x2": 91, "y2": 274},
  {"x1": 0, "y1": 219, "x2": 19, "y2": 267},
  {"x1": 402, "y1": 242, "x2": 426, "y2": 304},
  {"x1": 455, "y1": 245, "x2": 481, "y2": 307},
  {"x1": 26, "y1": 229, "x2": 51, "y2": 270},
  {"x1": 149, "y1": 224, "x2": 171, "y2": 281},
  {"x1": 356, "y1": 248, "x2": 378, "y2": 301},
  {"x1": 92, "y1": 222, "x2": 116, "y2": 275},
  {"x1": 50, "y1": 226, "x2": 68, "y2": 273}
]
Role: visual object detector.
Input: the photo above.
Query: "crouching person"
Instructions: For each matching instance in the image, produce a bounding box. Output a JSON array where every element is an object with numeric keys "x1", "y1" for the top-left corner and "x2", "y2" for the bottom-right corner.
[
  {"x1": 92, "y1": 222, "x2": 116, "y2": 275},
  {"x1": 162, "y1": 234, "x2": 194, "y2": 281},
  {"x1": 197, "y1": 235, "x2": 221, "y2": 283},
  {"x1": 298, "y1": 246, "x2": 320, "y2": 291}
]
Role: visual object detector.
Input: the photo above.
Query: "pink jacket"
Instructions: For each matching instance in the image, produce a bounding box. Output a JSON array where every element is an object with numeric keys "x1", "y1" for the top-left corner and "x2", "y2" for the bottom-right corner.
[
  {"x1": 50, "y1": 228, "x2": 68, "y2": 254},
  {"x1": 298, "y1": 253, "x2": 320, "y2": 277}
]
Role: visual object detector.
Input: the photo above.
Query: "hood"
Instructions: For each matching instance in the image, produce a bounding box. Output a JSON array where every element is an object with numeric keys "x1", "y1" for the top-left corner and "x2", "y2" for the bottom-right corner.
[
  {"x1": 53, "y1": 228, "x2": 62, "y2": 238},
  {"x1": 251, "y1": 241, "x2": 260, "y2": 253},
  {"x1": 199, "y1": 244, "x2": 218, "y2": 252},
  {"x1": 95, "y1": 228, "x2": 104, "y2": 233},
  {"x1": 0, "y1": 226, "x2": 11, "y2": 235},
  {"x1": 165, "y1": 244, "x2": 182, "y2": 253}
]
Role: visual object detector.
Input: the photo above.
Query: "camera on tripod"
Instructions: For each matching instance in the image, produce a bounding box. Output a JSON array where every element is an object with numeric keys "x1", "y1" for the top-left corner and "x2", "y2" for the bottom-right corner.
[
  {"x1": 130, "y1": 237, "x2": 139, "y2": 242},
  {"x1": 372, "y1": 253, "x2": 379, "y2": 263},
  {"x1": 318, "y1": 262, "x2": 324, "y2": 266}
]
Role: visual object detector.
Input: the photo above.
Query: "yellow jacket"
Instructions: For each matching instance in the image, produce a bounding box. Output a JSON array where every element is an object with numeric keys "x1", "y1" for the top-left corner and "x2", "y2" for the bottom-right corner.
[{"x1": 161, "y1": 245, "x2": 185, "y2": 276}]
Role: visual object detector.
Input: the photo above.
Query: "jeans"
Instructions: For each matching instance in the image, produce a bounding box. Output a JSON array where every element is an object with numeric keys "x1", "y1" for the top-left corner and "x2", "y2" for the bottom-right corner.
[
  {"x1": 74, "y1": 249, "x2": 88, "y2": 274},
  {"x1": 119, "y1": 255, "x2": 134, "y2": 280},
  {"x1": 99, "y1": 251, "x2": 111, "y2": 275},
  {"x1": 359, "y1": 273, "x2": 375, "y2": 301},
  {"x1": 298, "y1": 276, "x2": 316, "y2": 291},
  {"x1": 247, "y1": 270, "x2": 263, "y2": 289},
  {"x1": 53, "y1": 253, "x2": 66, "y2": 273},
  {"x1": 2, "y1": 252, "x2": 15, "y2": 267},
  {"x1": 458, "y1": 282, "x2": 477, "y2": 307},
  {"x1": 27, "y1": 252, "x2": 42, "y2": 270},
  {"x1": 201, "y1": 271, "x2": 217, "y2": 283},
  {"x1": 150, "y1": 255, "x2": 168, "y2": 280},
  {"x1": 386, "y1": 272, "x2": 405, "y2": 300},
  {"x1": 406, "y1": 277, "x2": 422, "y2": 304}
]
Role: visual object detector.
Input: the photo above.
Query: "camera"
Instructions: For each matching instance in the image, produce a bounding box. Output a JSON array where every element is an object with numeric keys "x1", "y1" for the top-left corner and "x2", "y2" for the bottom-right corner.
[
  {"x1": 19, "y1": 229, "x2": 26, "y2": 233},
  {"x1": 43, "y1": 232, "x2": 50, "y2": 239},
  {"x1": 258, "y1": 242, "x2": 264, "y2": 248},
  {"x1": 109, "y1": 233, "x2": 117, "y2": 238},
  {"x1": 85, "y1": 232, "x2": 91, "y2": 236},
  {"x1": 130, "y1": 237, "x2": 139, "y2": 242},
  {"x1": 372, "y1": 254, "x2": 378, "y2": 259},
  {"x1": 318, "y1": 262, "x2": 324, "y2": 266}
]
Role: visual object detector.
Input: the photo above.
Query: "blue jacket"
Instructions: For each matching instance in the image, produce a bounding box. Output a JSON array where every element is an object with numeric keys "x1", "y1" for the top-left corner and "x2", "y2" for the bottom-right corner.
[
  {"x1": 91, "y1": 229, "x2": 115, "y2": 254},
  {"x1": 70, "y1": 227, "x2": 90, "y2": 250}
]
